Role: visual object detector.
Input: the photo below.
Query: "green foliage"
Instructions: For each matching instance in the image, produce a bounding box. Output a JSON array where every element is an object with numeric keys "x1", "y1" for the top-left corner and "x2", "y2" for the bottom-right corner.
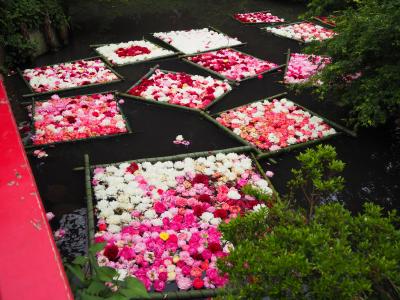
[
  {"x1": 288, "y1": 144, "x2": 345, "y2": 221},
  {"x1": 218, "y1": 201, "x2": 400, "y2": 300},
  {"x1": 304, "y1": 0, "x2": 357, "y2": 17},
  {"x1": 65, "y1": 243, "x2": 148, "y2": 300},
  {"x1": 241, "y1": 184, "x2": 271, "y2": 202},
  {"x1": 305, "y1": 0, "x2": 400, "y2": 127}
]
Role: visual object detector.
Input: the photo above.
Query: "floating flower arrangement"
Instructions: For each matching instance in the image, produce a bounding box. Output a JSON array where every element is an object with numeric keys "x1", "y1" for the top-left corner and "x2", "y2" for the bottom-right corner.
[{"x1": 233, "y1": 11, "x2": 284, "y2": 24}]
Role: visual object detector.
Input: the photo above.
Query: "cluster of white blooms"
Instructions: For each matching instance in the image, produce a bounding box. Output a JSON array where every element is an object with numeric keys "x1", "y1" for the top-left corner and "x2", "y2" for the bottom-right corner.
[{"x1": 153, "y1": 28, "x2": 243, "y2": 54}]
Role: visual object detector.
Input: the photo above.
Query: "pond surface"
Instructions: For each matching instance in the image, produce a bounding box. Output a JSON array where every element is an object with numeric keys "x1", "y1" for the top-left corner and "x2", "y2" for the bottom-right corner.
[{"x1": 4, "y1": 0, "x2": 400, "y2": 260}]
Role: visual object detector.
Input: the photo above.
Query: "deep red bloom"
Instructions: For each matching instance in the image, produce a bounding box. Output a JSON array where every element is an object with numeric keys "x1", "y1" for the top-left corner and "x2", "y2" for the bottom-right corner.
[
  {"x1": 103, "y1": 244, "x2": 119, "y2": 262},
  {"x1": 198, "y1": 194, "x2": 211, "y2": 203},
  {"x1": 115, "y1": 45, "x2": 151, "y2": 57},
  {"x1": 193, "y1": 278, "x2": 204, "y2": 289},
  {"x1": 98, "y1": 223, "x2": 107, "y2": 231},
  {"x1": 214, "y1": 209, "x2": 228, "y2": 219},
  {"x1": 192, "y1": 174, "x2": 209, "y2": 185},
  {"x1": 193, "y1": 205, "x2": 204, "y2": 217},
  {"x1": 66, "y1": 116, "x2": 76, "y2": 124},
  {"x1": 208, "y1": 242, "x2": 222, "y2": 253},
  {"x1": 126, "y1": 162, "x2": 139, "y2": 174}
]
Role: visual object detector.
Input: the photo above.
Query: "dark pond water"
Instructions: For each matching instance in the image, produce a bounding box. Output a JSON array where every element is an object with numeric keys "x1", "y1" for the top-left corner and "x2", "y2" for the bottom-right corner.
[{"x1": 4, "y1": 0, "x2": 400, "y2": 260}]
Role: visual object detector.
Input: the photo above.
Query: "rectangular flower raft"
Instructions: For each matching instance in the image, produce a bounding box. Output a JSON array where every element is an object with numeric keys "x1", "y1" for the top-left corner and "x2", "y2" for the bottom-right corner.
[
  {"x1": 29, "y1": 92, "x2": 131, "y2": 146},
  {"x1": 153, "y1": 27, "x2": 245, "y2": 55},
  {"x1": 122, "y1": 66, "x2": 232, "y2": 111},
  {"x1": 283, "y1": 49, "x2": 331, "y2": 85},
  {"x1": 262, "y1": 21, "x2": 336, "y2": 43},
  {"x1": 209, "y1": 93, "x2": 354, "y2": 158},
  {"x1": 93, "y1": 39, "x2": 177, "y2": 67},
  {"x1": 84, "y1": 146, "x2": 278, "y2": 298},
  {"x1": 20, "y1": 57, "x2": 123, "y2": 97},
  {"x1": 183, "y1": 48, "x2": 283, "y2": 82},
  {"x1": 233, "y1": 11, "x2": 285, "y2": 24}
]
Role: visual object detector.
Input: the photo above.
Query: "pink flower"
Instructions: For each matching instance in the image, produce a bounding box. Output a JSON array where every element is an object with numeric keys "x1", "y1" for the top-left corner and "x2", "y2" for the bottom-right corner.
[
  {"x1": 46, "y1": 212, "x2": 55, "y2": 221},
  {"x1": 266, "y1": 171, "x2": 274, "y2": 178},
  {"x1": 176, "y1": 276, "x2": 192, "y2": 290}
]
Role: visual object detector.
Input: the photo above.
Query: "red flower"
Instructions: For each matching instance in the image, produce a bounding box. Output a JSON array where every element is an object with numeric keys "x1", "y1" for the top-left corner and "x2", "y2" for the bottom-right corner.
[
  {"x1": 103, "y1": 244, "x2": 119, "y2": 262},
  {"x1": 66, "y1": 116, "x2": 76, "y2": 124},
  {"x1": 193, "y1": 205, "x2": 204, "y2": 217},
  {"x1": 192, "y1": 174, "x2": 209, "y2": 185},
  {"x1": 214, "y1": 208, "x2": 228, "y2": 219},
  {"x1": 154, "y1": 201, "x2": 167, "y2": 214},
  {"x1": 198, "y1": 194, "x2": 211, "y2": 202},
  {"x1": 193, "y1": 278, "x2": 204, "y2": 289},
  {"x1": 126, "y1": 162, "x2": 139, "y2": 174},
  {"x1": 98, "y1": 223, "x2": 107, "y2": 231},
  {"x1": 208, "y1": 242, "x2": 222, "y2": 253}
]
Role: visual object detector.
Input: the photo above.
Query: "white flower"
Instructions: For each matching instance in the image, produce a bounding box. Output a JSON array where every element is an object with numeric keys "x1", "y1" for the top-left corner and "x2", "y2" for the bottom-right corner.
[
  {"x1": 253, "y1": 203, "x2": 267, "y2": 212},
  {"x1": 200, "y1": 212, "x2": 214, "y2": 223},
  {"x1": 108, "y1": 224, "x2": 121, "y2": 233},
  {"x1": 144, "y1": 209, "x2": 157, "y2": 219},
  {"x1": 227, "y1": 188, "x2": 241, "y2": 200}
]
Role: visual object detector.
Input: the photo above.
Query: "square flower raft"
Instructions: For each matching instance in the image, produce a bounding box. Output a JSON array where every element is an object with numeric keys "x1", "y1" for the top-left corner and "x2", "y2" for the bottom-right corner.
[
  {"x1": 152, "y1": 27, "x2": 245, "y2": 55},
  {"x1": 93, "y1": 39, "x2": 177, "y2": 67},
  {"x1": 262, "y1": 21, "x2": 336, "y2": 43},
  {"x1": 84, "y1": 146, "x2": 278, "y2": 298},
  {"x1": 207, "y1": 93, "x2": 354, "y2": 159},
  {"x1": 233, "y1": 11, "x2": 285, "y2": 24},
  {"x1": 283, "y1": 49, "x2": 331, "y2": 85},
  {"x1": 183, "y1": 48, "x2": 283, "y2": 82},
  {"x1": 29, "y1": 92, "x2": 131, "y2": 147},
  {"x1": 20, "y1": 57, "x2": 123, "y2": 97},
  {"x1": 121, "y1": 66, "x2": 233, "y2": 111}
]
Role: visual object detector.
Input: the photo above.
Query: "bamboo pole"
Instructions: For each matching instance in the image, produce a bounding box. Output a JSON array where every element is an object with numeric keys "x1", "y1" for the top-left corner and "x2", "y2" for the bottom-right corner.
[{"x1": 84, "y1": 154, "x2": 95, "y2": 246}]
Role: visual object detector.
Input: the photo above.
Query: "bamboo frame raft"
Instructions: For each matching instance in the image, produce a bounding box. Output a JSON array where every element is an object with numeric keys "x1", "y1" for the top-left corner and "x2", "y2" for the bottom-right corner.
[
  {"x1": 83, "y1": 146, "x2": 278, "y2": 299},
  {"x1": 181, "y1": 47, "x2": 285, "y2": 83},
  {"x1": 25, "y1": 91, "x2": 133, "y2": 150},
  {"x1": 151, "y1": 26, "x2": 247, "y2": 56},
  {"x1": 90, "y1": 38, "x2": 179, "y2": 67},
  {"x1": 208, "y1": 92, "x2": 356, "y2": 159},
  {"x1": 231, "y1": 10, "x2": 286, "y2": 26},
  {"x1": 19, "y1": 56, "x2": 124, "y2": 98},
  {"x1": 122, "y1": 65, "x2": 234, "y2": 112}
]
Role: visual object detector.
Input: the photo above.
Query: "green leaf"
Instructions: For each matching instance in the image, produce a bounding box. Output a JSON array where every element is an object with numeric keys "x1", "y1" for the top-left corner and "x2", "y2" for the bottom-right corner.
[
  {"x1": 96, "y1": 266, "x2": 118, "y2": 282},
  {"x1": 89, "y1": 242, "x2": 106, "y2": 255},
  {"x1": 87, "y1": 280, "x2": 107, "y2": 296},
  {"x1": 72, "y1": 255, "x2": 89, "y2": 266},
  {"x1": 80, "y1": 291, "x2": 106, "y2": 300},
  {"x1": 65, "y1": 264, "x2": 86, "y2": 283},
  {"x1": 119, "y1": 277, "x2": 149, "y2": 298}
]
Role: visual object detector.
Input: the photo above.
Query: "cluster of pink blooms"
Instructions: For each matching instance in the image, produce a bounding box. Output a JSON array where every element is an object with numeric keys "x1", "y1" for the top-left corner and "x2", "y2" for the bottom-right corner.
[
  {"x1": 92, "y1": 153, "x2": 273, "y2": 291},
  {"x1": 284, "y1": 53, "x2": 331, "y2": 84},
  {"x1": 32, "y1": 93, "x2": 128, "y2": 145},
  {"x1": 265, "y1": 22, "x2": 336, "y2": 43},
  {"x1": 23, "y1": 59, "x2": 119, "y2": 93},
  {"x1": 187, "y1": 48, "x2": 279, "y2": 81},
  {"x1": 216, "y1": 98, "x2": 336, "y2": 151},
  {"x1": 234, "y1": 11, "x2": 284, "y2": 24},
  {"x1": 128, "y1": 69, "x2": 232, "y2": 109}
]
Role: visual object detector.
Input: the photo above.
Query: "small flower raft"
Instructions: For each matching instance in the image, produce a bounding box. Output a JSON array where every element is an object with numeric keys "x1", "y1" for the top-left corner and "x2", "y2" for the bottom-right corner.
[
  {"x1": 32, "y1": 93, "x2": 128, "y2": 145},
  {"x1": 127, "y1": 69, "x2": 232, "y2": 109},
  {"x1": 284, "y1": 53, "x2": 331, "y2": 84},
  {"x1": 216, "y1": 98, "x2": 336, "y2": 152},
  {"x1": 153, "y1": 28, "x2": 243, "y2": 54},
  {"x1": 95, "y1": 40, "x2": 175, "y2": 66},
  {"x1": 186, "y1": 48, "x2": 279, "y2": 81},
  {"x1": 264, "y1": 22, "x2": 336, "y2": 43},
  {"x1": 92, "y1": 152, "x2": 273, "y2": 291},
  {"x1": 234, "y1": 11, "x2": 284, "y2": 24},
  {"x1": 22, "y1": 58, "x2": 119, "y2": 93}
]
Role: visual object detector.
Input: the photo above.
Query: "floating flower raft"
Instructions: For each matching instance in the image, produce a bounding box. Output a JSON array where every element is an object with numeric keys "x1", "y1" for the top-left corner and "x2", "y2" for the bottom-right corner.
[
  {"x1": 184, "y1": 48, "x2": 280, "y2": 82},
  {"x1": 233, "y1": 11, "x2": 284, "y2": 24},
  {"x1": 262, "y1": 22, "x2": 336, "y2": 43},
  {"x1": 21, "y1": 57, "x2": 122, "y2": 95},
  {"x1": 125, "y1": 67, "x2": 232, "y2": 110},
  {"x1": 94, "y1": 40, "x2": 176, "y2": 66},
  {"x1": 31, "y1": 92, "x2": 130, "y2": 146},
  {"x1": 284, "y1": 51, "x2": 331, "y2": 84},
  {"x1": 153, "y1": 27, "x2": 244, "y2": 54}
]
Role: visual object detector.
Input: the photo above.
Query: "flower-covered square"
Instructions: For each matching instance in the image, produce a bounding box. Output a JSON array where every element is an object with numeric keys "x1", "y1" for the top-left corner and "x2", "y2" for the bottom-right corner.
[
  {"x1": 233, "y1": 11, "x2": 284, "y2": 24},
  {"x1": 264, "y1": 22, "x2": 336, "y2": 43},
  {"x1": 284, "y1": 53, "x2": 331, "y2": 84},
  {"x1": 32, "y1": 93, "x2": 128, "y2": 145},
  {"x1": 186, "y1": 48, "x2": 279, "y2": 81},
  {"x1": 127, "y1": 69, "x2": 232, "y2": 109},
  {"x1": 216, "y1": 98, "x2": 336, "y2": 152},
  {"x1": 22, "y1": 58, "x2": 120, "y2": 93},
  {"x1": 95, "y1": 40, "x2": 175, "y2": 66},
  {"x1": 92, "y1": 152, "x2": 273, "y2": 291},
  {"x1": 153, "y1": 28, "x2": 243, "y2": 54}
]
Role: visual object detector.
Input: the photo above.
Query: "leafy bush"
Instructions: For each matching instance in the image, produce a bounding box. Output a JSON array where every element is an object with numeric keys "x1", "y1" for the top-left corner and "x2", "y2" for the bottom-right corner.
[
  {"x1": 218, "y1": 201, "x2": 400, "y2": 300},
  {"x1": 305, "y1": 0, "x2": 400, "y2": 128}
]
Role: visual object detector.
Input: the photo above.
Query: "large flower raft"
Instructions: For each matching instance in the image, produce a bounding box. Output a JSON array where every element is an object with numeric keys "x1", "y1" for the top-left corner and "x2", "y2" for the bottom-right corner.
[
  {"x1": 32, "y1": 93, "x2": 129, "y2": 145},
  {"x1": 22, "y1": 58, "x2": 120, "y2": 94},
  {"x1": 127, "y1": 69, "x2": 232, "y2": 109},
  {"x1": 91, "y1": 152, "x2": 273, "y2": 291},
  {"x1": 185, "y1": 48, "x2": 279, "y2": 82},
  {"x1": 233, "y1": 11, "x2": 284, "y2": 24}
]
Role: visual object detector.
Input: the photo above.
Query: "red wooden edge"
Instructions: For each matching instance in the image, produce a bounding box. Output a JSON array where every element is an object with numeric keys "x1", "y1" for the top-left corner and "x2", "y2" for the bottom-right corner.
[{"x1": 0, "y1": 80, "x2": 73, "y2": 300}]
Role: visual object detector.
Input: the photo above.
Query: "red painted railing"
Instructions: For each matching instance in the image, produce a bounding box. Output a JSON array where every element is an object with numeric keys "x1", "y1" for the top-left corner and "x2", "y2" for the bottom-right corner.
[{"x1": 0, "y1": 80, "x2": 73, "y2": 300}]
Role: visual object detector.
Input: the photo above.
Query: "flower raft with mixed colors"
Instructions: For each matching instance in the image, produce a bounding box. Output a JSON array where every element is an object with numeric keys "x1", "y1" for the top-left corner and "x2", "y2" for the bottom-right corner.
[
  {"x1": 234, "y1": 11, "x2": 284, "y2": 24},
  {"x1": 186, "y1": 48, "x2": 279, "y2": 81},
  {"x1": 264, "y1": 22, "x2": 336, "y2": 43},
  {"x1": 92, "y1": 152, "x2": 273, "y2": 291},
  {"x1": 153, "y1": 28, "x2": 243, "y2": 54},
  {"x1": 95, "y1": 40, "x2": 175, "y2": 66},
  {"x1": 216, "y1": 98, "x2": 336, "y2": 152},
  {"x1": 32, "y1": 93, "x2": 128, "y2": 145},
  {"x1": 284, "y1": 53, "x2": 331, "y2": 84},
  {"x1": 128, "y1": 69, "x2": 232, "y2": 109},
  {"x1": 23, "y1": 59, "x2": 119, "y2": 93}
]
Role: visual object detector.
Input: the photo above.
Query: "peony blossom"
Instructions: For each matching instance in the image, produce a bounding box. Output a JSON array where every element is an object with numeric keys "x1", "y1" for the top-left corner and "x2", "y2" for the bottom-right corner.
[
  {"x1": 234, "y1": 11, "x2": 284, "y2": 24},
  {"x1": 284, "y1": 53, "x2": 331, "y2": 84}
]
